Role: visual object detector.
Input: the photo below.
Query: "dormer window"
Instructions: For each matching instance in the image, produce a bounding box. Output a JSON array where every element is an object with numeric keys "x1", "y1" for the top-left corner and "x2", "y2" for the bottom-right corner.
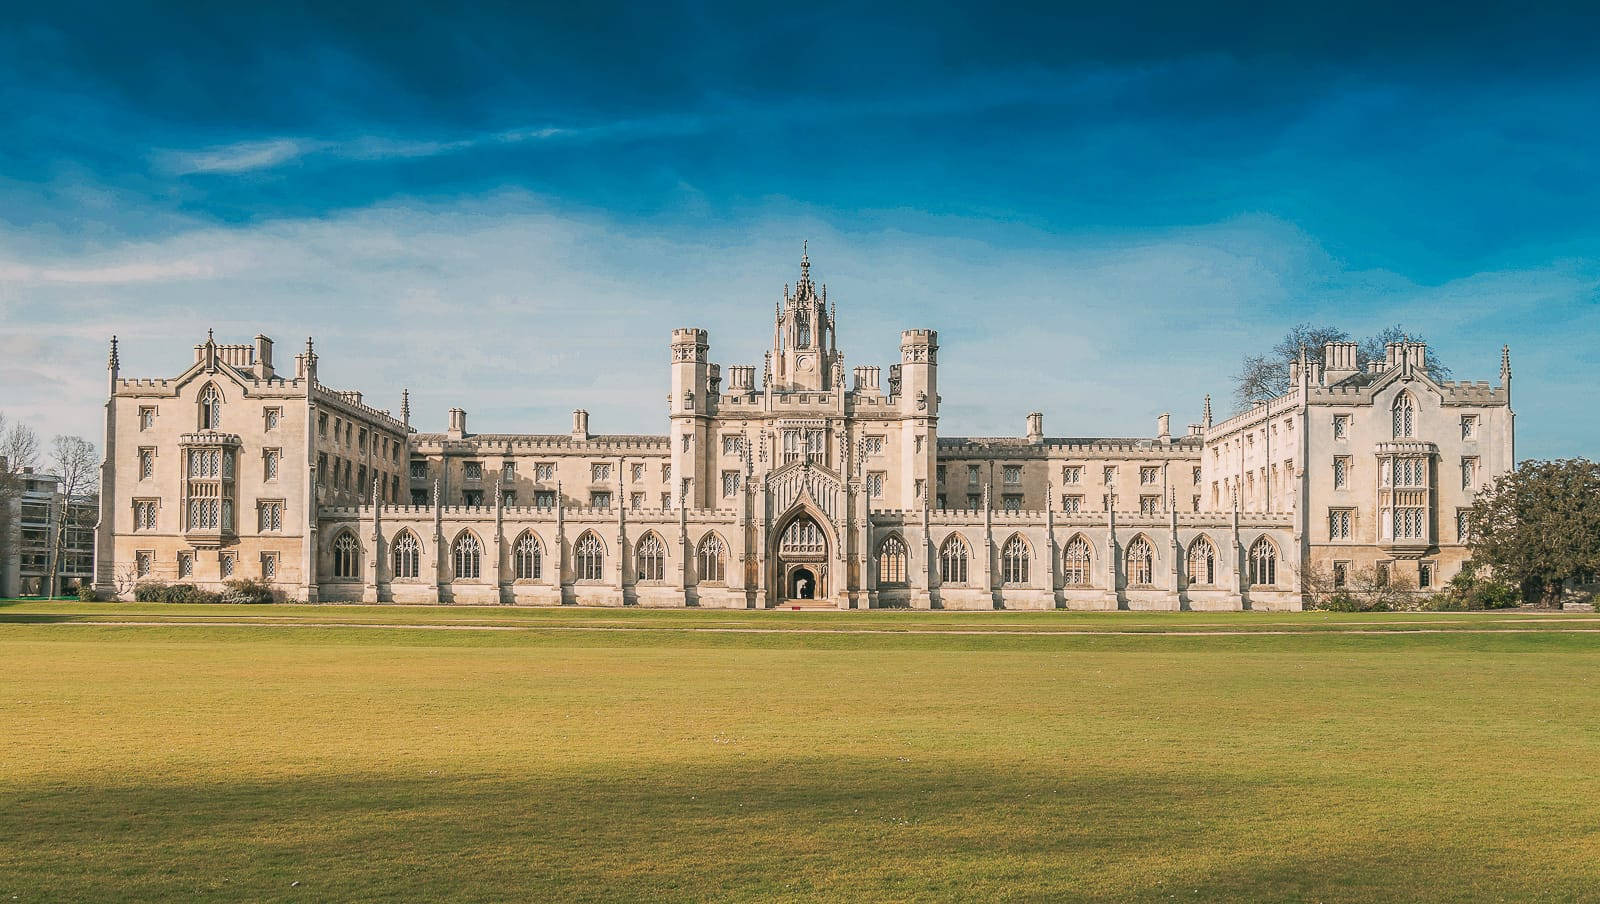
[{"x1": 198, "y1": 384, "x2": 223, "y2": 430}]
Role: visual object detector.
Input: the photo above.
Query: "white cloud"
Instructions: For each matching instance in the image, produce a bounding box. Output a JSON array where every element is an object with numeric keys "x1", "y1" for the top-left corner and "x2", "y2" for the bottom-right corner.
[
  {"x1": 0, "y1": 194, "x2": 1591, "y2": 459},
  {"x1": 160, "y1": 138, "x2": 323, "y2": 175}
]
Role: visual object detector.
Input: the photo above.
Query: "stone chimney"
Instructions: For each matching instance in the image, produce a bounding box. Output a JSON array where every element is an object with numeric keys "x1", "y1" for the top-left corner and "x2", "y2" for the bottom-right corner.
[
  {"x1": 1322, "y1": 342, "x2": 1360, "y2": 384},
  {"x1": 572, "y1": 409, "x2": 590, "y2": 440},
  {"x1": 447, "y1": 408, "x2": 467, "y2": 438},
  {"x1": 1157, "y1": 413, "x2": 1171, "y2": 443},
  {"x1": 1026, "y1": 411, "x2": 1044, "y2": 444},
  {"x1": 253, "y1": 335, "x2": 275, "y2": 379}
]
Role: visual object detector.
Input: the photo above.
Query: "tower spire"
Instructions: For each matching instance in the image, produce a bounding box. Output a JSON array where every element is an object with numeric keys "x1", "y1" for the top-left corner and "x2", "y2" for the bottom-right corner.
[
  {"x1": 401, "y1": 388, "x2": 411, "y2": 427},
  {"x1": 1202, "y1": 394, "x2": 1213, "y2": 430},
  {"x1": 107, "y1": 335, "x2": 119, "y2": 372}
]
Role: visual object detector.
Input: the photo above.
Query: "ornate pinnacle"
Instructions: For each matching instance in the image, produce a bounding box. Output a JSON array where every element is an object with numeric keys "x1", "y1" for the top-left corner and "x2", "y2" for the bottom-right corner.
[
  {"x1": 800, "y1": 239, "x2": 809, "y2": 281},
  {"x1": 108, "y1": 335, "x2": 119, "y2": 370},
  {"x1": 400, "y1": 388, "x2": 411, "y2": 426},
  {"x1": 206, "y1": 328, "x2": 214, "y2": 345},
  {"x1": 1501, "y1": 345, "x2": 1512, "y2": 380}
]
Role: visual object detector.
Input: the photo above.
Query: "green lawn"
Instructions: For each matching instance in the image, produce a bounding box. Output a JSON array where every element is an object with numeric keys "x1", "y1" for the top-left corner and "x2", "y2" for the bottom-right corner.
[{"x1": 2, "y1": 603, "x2": 1598, "y2": 902}]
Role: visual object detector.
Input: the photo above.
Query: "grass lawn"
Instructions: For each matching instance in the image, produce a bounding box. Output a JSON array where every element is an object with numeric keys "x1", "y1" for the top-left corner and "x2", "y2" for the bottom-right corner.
[{"x1": 2, "y1": 603, "x2": 1598, "y2": 902}]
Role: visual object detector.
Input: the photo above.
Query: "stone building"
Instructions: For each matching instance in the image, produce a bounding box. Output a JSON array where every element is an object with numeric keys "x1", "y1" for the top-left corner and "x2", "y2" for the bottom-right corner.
[{"x1": 94, "y1": 249, "x2": 1514, "y2": 609}]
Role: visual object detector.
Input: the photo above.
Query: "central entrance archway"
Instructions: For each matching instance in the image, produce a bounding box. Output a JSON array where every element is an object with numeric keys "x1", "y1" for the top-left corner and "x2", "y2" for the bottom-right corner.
[
  {"x1": 775, "y1": 513, "x2": 829, "y2": 605},
  {"x1": 791, "y1": 567, "x2": 816, "y2": 599}
]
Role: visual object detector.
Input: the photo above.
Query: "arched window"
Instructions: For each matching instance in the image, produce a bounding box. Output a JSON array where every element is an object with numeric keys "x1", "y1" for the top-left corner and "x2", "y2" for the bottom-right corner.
[
  {"x1": 198, "y1": 383, "x2": 223, "y2": 430},
  {"x1": 576, "y1": 532, "x2": 605, "y2": 581},
  {"x1": 1126, "y1": 536, "x2": 1154, "y2": 586},
  {"x1": 332, "y1": 532, "x2": 361, "y2": 580},
  {"x1": 452, "y1": 532, "x2": 482, "y2": 579},
  {"x1": 939, "y1": 534, "x2": 969, "y2": 584},
  {"x1": 797, "y1": 316, "x2": 811, "y2": 348},
  {"x1": 1187, "y1": 536, "x2": 1216, "y2": 586},
  {"x1": 877, "y1": 536, "x2": 907, "y2": 585},
  {"x1": 1249, "y1": 537, "x2": 1277, "y2": 586},
  {"x1": 391, "y1": 530, "x2": 420, "y2": 579},
  {"x1": 697, "y1": 533, "x2": 726, "y2": 583},
  {"x1": 1063, "y1": 536, "x2": 1092, "y2": 586},
  {"x1": 779, "y1": 516, "x2": 825, "y2": 554},
  {"x1": 1001, "y1": 535, "x2": 1030, "y2": 584},
  {"x1": 636, "y1": 532, "x2": 666, "y2": 582},
  {"x1": 1392, "y1": 392, "x2": 1416, "y2": 439},
  {"x1": 513, "y1": 531, "x2": 542, "y2": 580}
]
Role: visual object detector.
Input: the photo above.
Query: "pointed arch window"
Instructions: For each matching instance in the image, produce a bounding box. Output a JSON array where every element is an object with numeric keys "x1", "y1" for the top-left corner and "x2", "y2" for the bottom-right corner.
[
  {"x1": 939, "y1": 534, "x2": 969, "y2": 584},
  {"x1": 1126, "y1": 536, "x2": 1154, "y2": 586},
  {"x1": 1392, "y1": 392, "x2": 1416, "y2": 439},
  {"x1": 1187, "y1": 536, "x2": 1216, "y2": 586},
  {"x1": 877, "y1": 536, "x2": 907, "y2": 585},
  {"x1": 198, "y1": 383, "x2": 223, "y2": 431},
  {"x1": 1249, "y1": 537, "x2": 1278, "y2": 586},
  {"x1": 1063, "y1": 536, "x2": 1092, "y2": 586},
  {"x1": 452, "y1": 532, "x2": 482, "y2": 579},
  {"x1": 636, "y1": 533, "x2": 666, "y2": 582},
  {"x1": 576, "y1": 532, "x2": 605, "y2": 581},
  {"x1": 697, "y1": 533, "x2": 726, "y2": 584},
  {"x1": 1001, "y1": 535, "x2": 1031, "y2": 584},
  {"x1": 391, "y1": 531, "x2": 420, "y2": 579},
  {"x1": 332, "y1": 532, "x2": 361, "y2": 580},
  {"x1": 514, "y1": 531, "x2": 542, "y2": 580}
]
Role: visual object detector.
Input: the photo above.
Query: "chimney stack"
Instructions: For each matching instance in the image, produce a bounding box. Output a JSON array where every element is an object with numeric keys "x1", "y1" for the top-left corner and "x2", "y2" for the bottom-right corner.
[
  {"x1": 447, "y1": 408, "x2": 467, "y2": 438},
  {"x1": 1026, "y1": 411, "x2": 1044, "y2": 444},
  {"x1": 1157, "y1": 413, "x2": 1171, "y2": 443},
  {"x1": 572, "y1": 409, "x2": 590, "y2": 440}
]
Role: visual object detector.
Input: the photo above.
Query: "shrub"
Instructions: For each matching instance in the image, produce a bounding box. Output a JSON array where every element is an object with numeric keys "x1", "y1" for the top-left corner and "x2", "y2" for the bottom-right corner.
[
  {"x1": 220, "y1": 578, "x2": 275, "y2": 605},
  {"x1": 133, "y1": 581, "x2": 170, "y2": 602},
  {"x1": 77, "y1": 585, "x2": 100, "y2": 602}
]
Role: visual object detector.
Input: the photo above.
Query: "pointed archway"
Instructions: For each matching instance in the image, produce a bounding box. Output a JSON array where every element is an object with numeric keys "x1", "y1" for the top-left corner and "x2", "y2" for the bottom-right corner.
[{"x1": 771, "y1": 505, "x2": 834, "y2": 607}]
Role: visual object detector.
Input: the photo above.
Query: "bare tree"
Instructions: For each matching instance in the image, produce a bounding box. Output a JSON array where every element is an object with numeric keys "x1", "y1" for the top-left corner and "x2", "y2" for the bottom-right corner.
[
  {"x1": 1233, "y1": 323, "x2": 1452, "y2": 410},
  {"x1": 1359, "y1": 324, "x2": 1454, "y2": 382},
  {"x1": 0, "y1": 413, "x2": 39, "y2": 592},
  {"x1": 46, "y1": 435, "x2": 99, "y2": 598},
  {"x1": 0, "y1": 414, "x2": 40, "y2": 475},
  {"x1": 1233, "y1": 324, "x2": 1351, "y2": 408}
]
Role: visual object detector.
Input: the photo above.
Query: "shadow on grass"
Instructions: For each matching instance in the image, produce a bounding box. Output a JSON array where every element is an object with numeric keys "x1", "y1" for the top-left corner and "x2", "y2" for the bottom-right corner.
[{"x1": 2, "y1": 759, "x2": 1587, "y2": 903}]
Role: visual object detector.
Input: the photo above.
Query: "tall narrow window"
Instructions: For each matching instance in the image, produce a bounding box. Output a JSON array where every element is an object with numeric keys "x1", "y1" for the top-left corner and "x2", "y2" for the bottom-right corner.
[
  {"x1": 1063, "y1": 536, "x2": 1092, "y2": 585},
  {"x1": 1392, "y1": 392, "x2": 1416, "y2": 439},
  {"x1": 877, "y1": 536, "x2": 906, "y2": 585},
  {"x1": 1001, "y1": 535, "x2": 1030, "y2": 584},
  {"x1": 576, "y1": 532, "x2": 605, "y2": 581},
  {"x1": 780, "y1": 517, "x2": 825, "y2": 554},
  {"x1": 636, "y1": 533, "x2": 666, "y2": 582},
  {"x1": 1187, "y1": 537, "x2": 1215, "y2": 586},
  {"x1": 514, "y1": 532, "x2": 542, "y2": 580},
  {"x1": 198, "y1": 383, "x2": 223, "y2": 430},
  {"x1": 333, "y1": 532, "x2": 361, "y2": 579},
  {"x1": 939, "y1": 535, "x2": 969, "y2": 584},
  {"x1": 452, "y1": 532, "x2": 482, "y2": 579},
  {"x1": 697, "y1": 533, "x2": 726, "y2": 583},
  {"x1": 1249, "y1": 537, "x2": 1277, "y2": 585},
  {"x1": 1333, "y1": 457, "x2": 1350, "y2": 489},
  {"x1": 1126, "y1": 537, "x2": 1154, "y2": 586},
  {"x1": 392, "y1": 531, "x2": 420, "y2": 579}
]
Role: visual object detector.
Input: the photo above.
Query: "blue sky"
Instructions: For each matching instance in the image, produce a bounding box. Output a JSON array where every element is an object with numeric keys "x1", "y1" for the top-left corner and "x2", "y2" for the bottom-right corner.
[{"x1": 1, "y1": 2, "x2": 1596, "y2": 458}]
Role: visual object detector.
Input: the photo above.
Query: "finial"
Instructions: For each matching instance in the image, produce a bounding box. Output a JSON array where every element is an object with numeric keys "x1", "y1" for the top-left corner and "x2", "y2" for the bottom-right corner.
[
  {"x1": 1202, "y1": 393, "x2": 1213, "y2": 426},
  {"x1": 400, "y1": 388, "x2": 411, "y2": 425},
  {"x1": 206, "y1": 328, "x2": 214, "y2": 345},
  {"x1": 1501, "y1": 345, "x2": 1511, "y2": 379},
  {"x1": 108, "y1": 335, "x2": 119, "y2": 370},
  {"x1": 800, "y1": 241, "x2": 810, "y2": 282}
]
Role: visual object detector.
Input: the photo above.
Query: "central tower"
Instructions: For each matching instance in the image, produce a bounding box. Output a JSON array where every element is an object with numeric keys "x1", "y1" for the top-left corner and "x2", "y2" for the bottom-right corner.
[{"x1": 770, "y1": 243, "x2": 841, "y2": 392}]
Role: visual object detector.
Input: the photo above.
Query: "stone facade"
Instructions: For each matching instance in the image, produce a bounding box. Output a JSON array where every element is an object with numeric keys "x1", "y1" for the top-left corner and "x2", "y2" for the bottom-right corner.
[{"x1": 95, "y1": 250, "x2": 1514, "y2": 610}]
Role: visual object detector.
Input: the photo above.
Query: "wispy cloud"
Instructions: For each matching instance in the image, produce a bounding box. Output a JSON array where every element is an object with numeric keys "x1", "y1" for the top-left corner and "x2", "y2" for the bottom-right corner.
[{"x1": 2, "y1": 194, "x2": 1590, "y2": 460}]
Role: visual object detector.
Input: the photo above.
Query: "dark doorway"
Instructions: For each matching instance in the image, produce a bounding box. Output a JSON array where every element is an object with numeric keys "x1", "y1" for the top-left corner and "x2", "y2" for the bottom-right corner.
[{"x1": 791, "y1": 568, "x2": 816, "y2": 600}]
